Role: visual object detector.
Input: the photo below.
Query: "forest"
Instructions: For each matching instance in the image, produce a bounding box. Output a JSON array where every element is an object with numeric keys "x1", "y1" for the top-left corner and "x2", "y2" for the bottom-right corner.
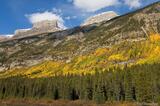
[{"x1": 0, "y1": 63, "x2": 160, "y2": 104}]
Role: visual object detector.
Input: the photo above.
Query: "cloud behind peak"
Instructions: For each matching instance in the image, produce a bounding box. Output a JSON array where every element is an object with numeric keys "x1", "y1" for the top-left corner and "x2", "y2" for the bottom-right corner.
[
  {"x1": 25, "y1": 11, "x2": 66, "y2": 29},
  {"x1": 73, "y1": 0, "x2": 119, "y2": 12}
]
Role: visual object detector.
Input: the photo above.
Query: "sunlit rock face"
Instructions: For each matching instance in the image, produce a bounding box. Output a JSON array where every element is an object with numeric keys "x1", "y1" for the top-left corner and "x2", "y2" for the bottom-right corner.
[
  {"x1": 82, "y1": 11, "x2": 118, "y2": 26},
  {"x1": 0, "y1": 36, "x2": 5, "y2": 41},
  {"x1": 0, "y1": 36, "x2": 9, "y2": 42},
  {"x1": 14, "y1": 20, "x2": 62, "y2": 39}
]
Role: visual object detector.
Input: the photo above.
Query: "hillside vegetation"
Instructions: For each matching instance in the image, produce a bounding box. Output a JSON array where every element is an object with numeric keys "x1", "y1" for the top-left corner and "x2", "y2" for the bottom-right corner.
[
  {"x1": 0, "y1": 2, "x2": 160, "y2": 105},
  {"x1": 0, "y1": 33, "x2": 160, "y2": 104},
  {"x1": 0, "y1": 33, "x2": 160, "y2": 78}
]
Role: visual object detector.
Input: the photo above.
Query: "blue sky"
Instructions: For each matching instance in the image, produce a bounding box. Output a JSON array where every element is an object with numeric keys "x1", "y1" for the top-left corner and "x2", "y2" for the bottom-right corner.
[{"x1": 0, "y1": 0, "x2": 159, "y2": 36}]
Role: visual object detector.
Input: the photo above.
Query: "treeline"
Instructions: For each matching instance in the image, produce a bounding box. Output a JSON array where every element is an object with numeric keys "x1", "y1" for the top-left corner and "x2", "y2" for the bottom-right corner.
[{"x1": 0, "y1": 63, "x2": 160, "y2": 103}]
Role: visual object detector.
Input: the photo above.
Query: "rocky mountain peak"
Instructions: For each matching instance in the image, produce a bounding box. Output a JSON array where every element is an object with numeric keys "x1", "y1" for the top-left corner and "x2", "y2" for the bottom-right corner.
[
  {"x1": 13, "y1": 20, "x2": 62, "y2": 39},
  {"x1": 82, "y1": 11, "x2": 118, "y2": 26},
  {"x1": 32, "y1": 20, "x2": 59, "y2": 29}
]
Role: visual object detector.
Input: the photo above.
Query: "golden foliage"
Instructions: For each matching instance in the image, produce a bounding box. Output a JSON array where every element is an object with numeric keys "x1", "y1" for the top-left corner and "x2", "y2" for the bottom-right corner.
[
  {"x1": 150, "y1": 33, "x2": 160, "y2": 42},
  {"x1": 1, "y1": 33, "x2": 160, "y2": 78},
  {"x1": 137, "y1": 43, "x2": 160, "y2": 64},
  {"x1": 108, "y1": 54, "x2": 127, "y2": 61},
  {"x1": 94, "y1": 48, "x2": 109, "y2": 56},
  {"x1": 76, "y1": 56, "x2": 87, "y2": 64}
]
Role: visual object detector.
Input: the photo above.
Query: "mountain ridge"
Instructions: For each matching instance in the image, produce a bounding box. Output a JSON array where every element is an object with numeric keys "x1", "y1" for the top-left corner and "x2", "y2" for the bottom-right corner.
[
  {"x1": 0, "y1": 1, "x2": 159, "y2": 43},
  {"x1": 0, "y1": 1, "x2": 160, "y2": 76}
]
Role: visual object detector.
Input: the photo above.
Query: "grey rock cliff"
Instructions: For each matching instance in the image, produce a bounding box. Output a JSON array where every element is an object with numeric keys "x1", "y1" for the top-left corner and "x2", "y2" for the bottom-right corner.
[
  {"x1": 14, "y1": 20, "x2": 62, "y2": 39},
  {"x1": 82, "y1": 11, "x2": 118, "y2": 26}
]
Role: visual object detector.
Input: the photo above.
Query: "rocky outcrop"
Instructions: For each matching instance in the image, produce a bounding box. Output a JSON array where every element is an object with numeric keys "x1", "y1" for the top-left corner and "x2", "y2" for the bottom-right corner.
[
  {"x1": 0, "y1": 36, "x2": 10, "y2": 42},
  {"x1": 82, "y1": 11, "x2": 118, "y2": 26},
  {"x1": 0, "y1": 36, "x2": 6, "y2": 41},
  {"x1": 13, "y1": 20, "x2": 62, "y2": 39}
]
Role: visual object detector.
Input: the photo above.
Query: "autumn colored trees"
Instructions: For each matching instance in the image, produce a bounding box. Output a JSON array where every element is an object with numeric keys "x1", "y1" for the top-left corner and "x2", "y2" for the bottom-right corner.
[{"x1": 0, "y1": 63, "x2": 160, "y2": 104}]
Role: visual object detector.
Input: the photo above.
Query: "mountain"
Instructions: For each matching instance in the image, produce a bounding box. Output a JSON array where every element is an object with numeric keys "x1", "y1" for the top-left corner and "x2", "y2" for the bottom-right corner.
[
  {"x1": 0, "y1": 2, "x2": 160, "y2": 77},
  {"x1": 81, "y1": 11, "x2": 118, "y2": 26},
  {"x1": 0, "y1": 2, "x2": 160, "y2": 105},
  {"x1": 13, "y1": 20, "x2": 62, "y2": 39},
  {"x1": 0, "y1": 35, "x2": 11, "y2": 42},
  {"x1": 0, "y1": 36, "x2": 6, "y2": 41}
]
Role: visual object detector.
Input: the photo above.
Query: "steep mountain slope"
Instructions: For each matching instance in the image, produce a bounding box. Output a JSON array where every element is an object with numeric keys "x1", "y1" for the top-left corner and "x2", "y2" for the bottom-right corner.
[{"x1": 0, "y1": 2, "x2": 160, "y2": 78}]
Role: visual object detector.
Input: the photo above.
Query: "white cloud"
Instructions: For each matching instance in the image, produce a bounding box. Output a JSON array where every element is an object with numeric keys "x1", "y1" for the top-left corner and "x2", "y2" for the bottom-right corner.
[
  {"x1": 73, "y1": 0, "x2": 119, "y2": 12},
  {"x1": 65, "y1": 16, "x2": 71, "y2": 20},
  {"x1": 6, "y1": 34, "x2": 14, "y2": 37},
  {"x1": 65, "y1": 16, "x2": 77, "y2": 20},
  {"x1": 52, "y1": 8, "x2": 62, "y2": 14},
  {"x1": 26, "y1": 11, "x2": 66, "y2": 29},
  {"x1": 26, "y1": 11, "x2": 63, "y2": 23},
  {"x1": 124, "y1": 0, "x2": 141, "y2": 8}
]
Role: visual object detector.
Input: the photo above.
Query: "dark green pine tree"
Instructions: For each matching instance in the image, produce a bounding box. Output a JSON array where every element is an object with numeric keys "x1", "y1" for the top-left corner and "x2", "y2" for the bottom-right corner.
[
  {"x1": 135, "y1": 66, "x2": 153, "y2": 102},
  {"x1": 93, "y1": 84, "x2": 106, "y2": 104},
  {"x1": 124, "y1": 70, "x2": 134, "y2": 101}
]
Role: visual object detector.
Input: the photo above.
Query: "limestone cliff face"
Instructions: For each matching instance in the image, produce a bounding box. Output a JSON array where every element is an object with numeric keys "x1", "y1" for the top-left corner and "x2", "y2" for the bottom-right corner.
[
  {"x1": 14, "y1": 20, "x2": 61, "y2": 39},
  {"x1": 82, "y1": 11, "x2": 118, "y2": 26}
]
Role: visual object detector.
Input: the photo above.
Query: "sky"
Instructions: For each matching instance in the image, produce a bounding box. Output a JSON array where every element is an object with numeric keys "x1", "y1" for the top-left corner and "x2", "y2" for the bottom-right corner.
[{"x1": 0, "y1": 0, "x2": 159, "y2": 36}]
